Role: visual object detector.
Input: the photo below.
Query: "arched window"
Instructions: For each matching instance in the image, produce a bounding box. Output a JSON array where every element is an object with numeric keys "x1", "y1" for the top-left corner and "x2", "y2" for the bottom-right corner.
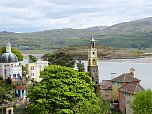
[
  {"x1": 92, "y1": 77, "x2": 94, "y2": 81},
  {"x1": 92, "y1": 59, "x2": 96, "y2": 65},
  {"x1": 8, "y1": 109, "x2": 12, "y2": 114},
  {"x1": 92, "y1": 42, "x2": 95, "y2": 48},
  {"x1": 89, "y1": 59, "x2": 91, "y2": 65}
]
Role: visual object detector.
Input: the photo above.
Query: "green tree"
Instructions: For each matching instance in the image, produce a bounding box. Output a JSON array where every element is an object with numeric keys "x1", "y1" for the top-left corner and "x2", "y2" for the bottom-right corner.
[
  {"x1": 28, "y1": 65, "x2": 101, "y2": 114},
  {"x1": 28, "y1": 55, "x2": 38, "y2": 63},
  {"x1": 0, "y1": 47, "x2": 23, "y2": 61},
  {"x1": 131, "y1": 89, "x2": 152, "y2": 114},
  {"x1": 76, "y1": 60, "x2": 85, "y2": 72},
  {"x1": 0, "y1": 80, "x2": 16, "y2": 104},
  {"x1": 41, "y1": 52, "x2": 75, "y2": 68}
]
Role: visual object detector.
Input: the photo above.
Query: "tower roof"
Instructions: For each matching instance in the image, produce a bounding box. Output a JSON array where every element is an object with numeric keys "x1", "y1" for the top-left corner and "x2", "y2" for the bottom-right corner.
[
  {"x1": 118, "y1": 83, "x2": 144, "y2": 94},
  {"x1": 91, "y1": 37, "x2": 95, "y2": 42}
]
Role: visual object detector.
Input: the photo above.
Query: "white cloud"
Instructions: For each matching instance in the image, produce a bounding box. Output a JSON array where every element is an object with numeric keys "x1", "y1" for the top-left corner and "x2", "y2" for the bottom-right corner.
[{"x1": 0, "y1": 0, "x2": 152, "y2": 32}]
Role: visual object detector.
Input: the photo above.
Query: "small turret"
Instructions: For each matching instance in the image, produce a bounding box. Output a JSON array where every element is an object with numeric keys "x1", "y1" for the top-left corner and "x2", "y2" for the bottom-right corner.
[{"x1": 130, "y1": 67, "x2": 135, "y2": 78}]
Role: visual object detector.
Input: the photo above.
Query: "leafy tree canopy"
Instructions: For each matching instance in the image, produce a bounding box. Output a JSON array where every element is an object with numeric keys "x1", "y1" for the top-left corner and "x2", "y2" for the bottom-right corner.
[
  {"x1": 0, "y1": 47, "x2": 23, "y2": 61},
  {"x1": 41, "y1": 52, "x2": 75, "y2": 68},
  {"x1": 131, "y1": 89, "x2": 152, "y2": 114},
  {"x1": 28, "y1": 55, "x2": 38, "y2": 63},
  {"x1": 28, "y1": 65, "x2": 102, "y2": 114},
  {"x1": 0, "y1": 80, "x2": 16, "y2": 104}
]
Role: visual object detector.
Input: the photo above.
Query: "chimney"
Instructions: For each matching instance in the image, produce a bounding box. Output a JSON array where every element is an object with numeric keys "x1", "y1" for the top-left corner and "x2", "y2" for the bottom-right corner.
[
  {"x1": 111, "y1": 73, "x2": 116, "y2": 79},
  {"x1": 130, "y1": 67, "x2": 135, "y2": 78}
]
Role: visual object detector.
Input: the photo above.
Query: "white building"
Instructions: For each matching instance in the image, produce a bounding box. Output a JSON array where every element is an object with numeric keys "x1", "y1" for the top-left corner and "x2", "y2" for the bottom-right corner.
[
  {"x1": 0, "y1": 42, "x2": 22, "y2": 81},
  {"x1": 26, "y1": 59, "x2": 48, "y2": 82}
]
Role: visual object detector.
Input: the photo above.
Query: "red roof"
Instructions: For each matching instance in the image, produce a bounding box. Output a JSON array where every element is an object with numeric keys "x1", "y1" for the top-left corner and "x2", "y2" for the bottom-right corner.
[
  {"x1": 111, "y1": 73, "x2": 140, "y2": 83},
  {"x1": 101, "y1": 80, "x2": 112, "y2": 90},
  {"x1": 118, "y1": 83, "x2": 144, "y2": 94},
  {"x1": 16, "y1": 85, "x2": 27, "y2": 90}
]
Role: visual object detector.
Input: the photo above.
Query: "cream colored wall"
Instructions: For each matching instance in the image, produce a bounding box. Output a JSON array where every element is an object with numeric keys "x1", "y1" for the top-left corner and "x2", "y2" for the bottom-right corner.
[
  {"x1": 26, "y1": 63, "x2": 37, "y2": 80},
  {"x1": 6, "y1": 106, "x2": 13, "y2": 114},
  {"x1": 112, "y1": 82, "x2": 123, "y2": 100},
  {"x1": 26, "y1": 60, "x2": 48, "y2": 82},
  {"x1": 88, "y1": 48, "x2": 98, "y2": 66}
]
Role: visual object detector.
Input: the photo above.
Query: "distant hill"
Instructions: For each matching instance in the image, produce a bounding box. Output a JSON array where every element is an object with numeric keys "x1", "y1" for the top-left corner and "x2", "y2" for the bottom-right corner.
[
  {"x1": 1, "y1": 17, "x2": 152, "y2": 50},
  {"x1": 102, "y1": 17, "x2": 152, "y2": 35},
  {"x1": 85, "y1": 26, "x2": 108, "y2": 31},
  {"x1": 0, "y1": 31, "x2": 15, "y2": 34}
]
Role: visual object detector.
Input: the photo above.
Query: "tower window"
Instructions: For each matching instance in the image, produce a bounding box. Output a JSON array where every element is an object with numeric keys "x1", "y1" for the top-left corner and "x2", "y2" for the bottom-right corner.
[
  {"x1": 92, "y1": 59, "x2": 96, "y2": 65},
  {"x1": 92, "y1": 52, "x2": 95, "y2": 55},
  {"x1": 92, "y1": 42, "x2": 95, "y2": 48},
  {"x1": 92, "y1": 77, "x2": 94, "y2": 81},
  {"x1": 89, "y1": 59, "x2": 91, "y2": 65}
]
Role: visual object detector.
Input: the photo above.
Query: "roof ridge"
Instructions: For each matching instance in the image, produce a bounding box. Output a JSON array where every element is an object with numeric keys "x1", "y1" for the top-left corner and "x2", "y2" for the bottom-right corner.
[{"x1": 118, "y1": 83, "x2": 129, "y2": 90}]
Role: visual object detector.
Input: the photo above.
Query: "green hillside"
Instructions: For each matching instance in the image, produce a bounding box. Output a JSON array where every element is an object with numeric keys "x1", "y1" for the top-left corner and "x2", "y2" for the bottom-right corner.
[{"x1": 1, "y1": 17, "x2": 152, "y2": 50}]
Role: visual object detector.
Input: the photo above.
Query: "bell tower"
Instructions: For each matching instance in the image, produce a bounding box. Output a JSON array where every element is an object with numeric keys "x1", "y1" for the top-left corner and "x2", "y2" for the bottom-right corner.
[{"x1": 87, "y1": 37, "x2": 99, "y2": 85}]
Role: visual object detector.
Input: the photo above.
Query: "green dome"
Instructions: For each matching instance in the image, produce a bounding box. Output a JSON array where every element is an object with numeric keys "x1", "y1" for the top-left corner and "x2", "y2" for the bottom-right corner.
[{"x1": 0, "y1": 52, "x2": 18, "y2": 63}]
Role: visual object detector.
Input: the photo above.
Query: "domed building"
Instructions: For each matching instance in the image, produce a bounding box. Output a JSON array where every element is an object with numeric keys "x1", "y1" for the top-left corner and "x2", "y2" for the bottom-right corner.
[{"x1": 0, "y1": 42, "x2": 22, "y2": 80}]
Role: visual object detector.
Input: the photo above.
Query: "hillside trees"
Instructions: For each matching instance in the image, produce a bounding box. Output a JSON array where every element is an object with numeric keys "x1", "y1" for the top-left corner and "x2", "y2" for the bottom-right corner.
[
  {"x1": 0, "y1": 47, "x2": 23, "y2": 61},
  {"x1": 41, "y1": 52, "x2": 75, "y2": 68},
  {"x1": 28, "y1": 65, "x2": 102, "y2": 114},
  {"x1": 131, "y1": 89, "x2": 152, "y2": 114},
  {"x1": 76, "y1": 60, "x2": 85, "y2": 72}
]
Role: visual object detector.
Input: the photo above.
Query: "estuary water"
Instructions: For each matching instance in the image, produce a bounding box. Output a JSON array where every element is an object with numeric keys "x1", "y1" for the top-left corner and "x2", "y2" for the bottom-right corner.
[
  {"x1": 80, "y1": 58, "x2": 152, "y2": 89},
  {"x1": 22, "y1": 55, "x2": 152, "y2": 89}
]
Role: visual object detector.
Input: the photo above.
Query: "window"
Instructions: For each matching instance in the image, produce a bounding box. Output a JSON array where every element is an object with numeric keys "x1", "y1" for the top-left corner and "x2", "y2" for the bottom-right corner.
[
  {"x1": 122, "y1": 99, "x2": 125, "y2": 104},
  {"x1": 92, "y1": 42, "x2": 95, "y2": 48},
  {"x1": 105, "y1": 90, "x2": 109, "y2": 95},
  {"x1": 112, "y1": 82, "x2": 115, "y2": 85},
  {"x1": 92, "y1": 59, "x2": 96, "y2": 65},
  {"x1": 8, "y1": 109, "x2": 12, "y2": 114},
  {"x1": 13, "y1": 74, "x2": 16, "y2": 78},
  {"x1": 92, "y1": 77, "x2": 94, "y2": 81},
  {"x1": 89, "y1": 59, "x2": 91, "y2": 65},
  {"x1": 31, "y1": 73, "x2": 34, "y2": 77},
  {"x1": 92, "y1": 52, "x2": 95, "y2": 55},
  {"x1": 31, "y1": 66, "x2": 34, "y2": 70},
  {"x1": 17, "y1": 73, "x2": 20, "y2": 78}
]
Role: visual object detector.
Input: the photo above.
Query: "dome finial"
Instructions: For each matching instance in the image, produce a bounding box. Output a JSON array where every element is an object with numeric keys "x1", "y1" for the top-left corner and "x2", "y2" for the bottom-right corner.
[
  {"x1": 91, "y1": 35, "x2": 95, "y2": 42},
  {"x1": 6, "y1": 41, "x2": 11, "y2": 53}
]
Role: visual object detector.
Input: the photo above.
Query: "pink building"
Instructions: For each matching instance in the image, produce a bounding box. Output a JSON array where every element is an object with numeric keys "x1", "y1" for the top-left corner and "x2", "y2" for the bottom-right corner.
[{"x1": 118, "y1": 83, "x2": 144, "y2": 114}]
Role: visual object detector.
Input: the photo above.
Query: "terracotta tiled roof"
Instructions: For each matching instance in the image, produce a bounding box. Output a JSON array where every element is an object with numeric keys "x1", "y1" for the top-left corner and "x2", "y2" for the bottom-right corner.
[
  {"x1": 111, "y1": 73, "x2": 140, "y2": 83},
  {"x1": 101, "y1": 80, "x2": 112, "y2": 90},
  {"x1": 118, "y1": 83, "x2": 144, "y2": 94},
  {"x1": 16, "y1": 85, "x2": 27, "y2": 90}
]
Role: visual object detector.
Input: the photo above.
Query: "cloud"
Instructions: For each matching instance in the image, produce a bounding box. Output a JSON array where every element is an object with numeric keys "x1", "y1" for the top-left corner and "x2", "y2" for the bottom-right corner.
[{"x1": 0, "y1": 0, "x2": 152, "y2": 32}]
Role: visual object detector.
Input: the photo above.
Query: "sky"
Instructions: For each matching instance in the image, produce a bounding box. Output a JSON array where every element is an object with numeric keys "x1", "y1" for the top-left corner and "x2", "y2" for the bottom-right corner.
[{"x1": 0, "y1": 0, "x2": 152, "y2": 32}]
